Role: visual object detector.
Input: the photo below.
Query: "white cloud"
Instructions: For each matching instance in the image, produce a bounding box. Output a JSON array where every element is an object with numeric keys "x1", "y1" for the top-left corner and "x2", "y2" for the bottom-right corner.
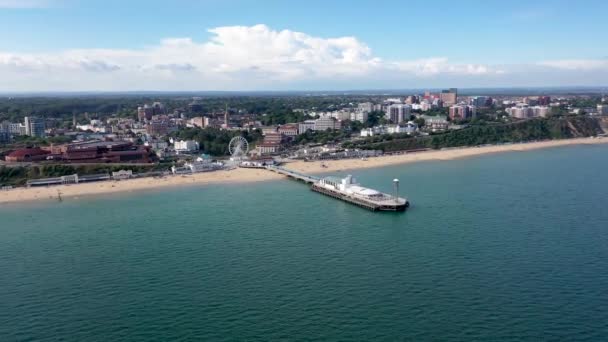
[
  {"x1": 392, "y1": 58, "x2": 499, "y2": 76},
  {"x1": 538, "y1": 59, "x2": 608, "y2": 71},
  {"x1": 0, "y1": 24, "x2": 605, "y2": 91}
]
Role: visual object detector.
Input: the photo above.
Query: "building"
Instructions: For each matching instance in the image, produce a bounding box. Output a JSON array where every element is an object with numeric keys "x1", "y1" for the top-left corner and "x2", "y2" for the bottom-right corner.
[
  {"x1": 5, "y1": 148, "x2": 50, "y2": 162},
  {"x1": 350, "y1": 111, "x2": 369, "y2": 123},
  {"x1": 24, "y1": 116, "x2": 46, "y2": 137},
  {"x1": 386, "y1": 104, "x2": 411, "y2": 124},
  {"x1": 598, "y1": 104, "x2": 608, "y2": 115},
  {"x1": 538, "y1": 96, "x2": 551, "y2": 106},
  {"x1": 523, "y1": 97, "x2": 539, "y2": 106},
  {"x1": 189, "y1": 117, "x2": 205, "y2": 128},
  {"x1": 388, "y1": 122, "x2": 418, "y2": 134},
  {"x1": 7, "y1": 122, "x2": 26, "y2": 135},
  {"x1": 405, "y1": 96, "x2": 418, "y2": 104},
  {"x1": 420, "y1": 115, "x2": 449, "y2": 132},
  {"x1": 138, "y1": 102, "x2": 165, "y2": 122},
  {"x1": 298, "y1": 120, "x2": 316, "y2": 134},
  {"x1": 0, "y1": 131, "x2": 9, "y2": 143},
  {"x1": 507, "y1": 106, "x2": 533, "y2": 119},
  {"x1": 440, "y1": 88, "x2": 458, "y2": 106},
  {"x1": 357, "y1": 102, "x2": 373, "y2": 113},
  {"x1": 0, "y1": 122, "x2": 11, "y2": 143},
  {"x1": 360, "y1": 127, "x2": 376, "y2": 137},
  {"x1": 263, "y1": 133, "x2": 284, "y2": 145},
  {"x1": 314, "y1": 117, "x2": 341, "y2": 131},
  {"x1": 203, "y1": 117, "x2": 221, "y2": 128},
  {"x1": 469, "y1": 96, "x2": 491, "y2": 107},
  {"x1": 449, "y1": 105, "x2": 477, "y2": 120},
  {"x1": 257, "y1": 142, "x2": 280, "y2": 155},
  {"x1": 144, "y1": 140, "x2": 169, "y2": 150},
  {"x1": 255, "y1": 133, "x2": 285, "y2": 155},
  {"x1": 278, "y1": 124, "x2": 299, "y2": 137},
  {"x1": 46, "y1": 140, "x2": 153, "y2": 163},
  {"x1": 532, "y1": 106, "x2": 551, "y2": 117},
  {"x1": 324, "y1": 110, "x2": 351, "y2": 121},
  {"x1": 174, "y1": 140, "x2": 200, "y2": 153},
  {"x1": 138, "y1": 105, "x2": 154, "y2": 122},
  {"x1": 112, "y1": 170, "x2": 133, "y2": 180},
  {"x1": 146, "y1": 120, "x2": 175, "y2": 136}
]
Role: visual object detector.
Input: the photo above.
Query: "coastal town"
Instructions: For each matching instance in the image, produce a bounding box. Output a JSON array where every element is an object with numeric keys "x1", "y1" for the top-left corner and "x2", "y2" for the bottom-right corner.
[{"x1": 1, "y1": 89, "x2": 608, "y2": 201}]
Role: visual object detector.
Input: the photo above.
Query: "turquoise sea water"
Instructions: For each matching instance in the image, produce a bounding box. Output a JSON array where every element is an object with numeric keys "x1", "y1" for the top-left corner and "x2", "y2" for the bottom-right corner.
[{"x1": 1, "y1": 145, "x2": 608, "y2": 341}]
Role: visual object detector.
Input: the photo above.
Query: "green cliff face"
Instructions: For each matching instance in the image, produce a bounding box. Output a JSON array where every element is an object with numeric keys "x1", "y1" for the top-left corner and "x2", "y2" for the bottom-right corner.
[{"x1": 347, "y1": 116, "x2": 605, "y2": 152}]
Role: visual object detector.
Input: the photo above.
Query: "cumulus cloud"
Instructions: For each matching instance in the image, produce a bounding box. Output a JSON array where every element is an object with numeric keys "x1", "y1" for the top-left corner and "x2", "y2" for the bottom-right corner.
[{"x1": 0, "y1": 24, "x2": 605, "y2": 91}]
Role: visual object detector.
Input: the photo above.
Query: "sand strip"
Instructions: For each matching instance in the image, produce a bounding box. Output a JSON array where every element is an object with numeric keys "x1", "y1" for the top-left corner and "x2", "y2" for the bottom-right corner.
[{"x1": 1, "y1": 137, "x2": 606, "y2": 204}]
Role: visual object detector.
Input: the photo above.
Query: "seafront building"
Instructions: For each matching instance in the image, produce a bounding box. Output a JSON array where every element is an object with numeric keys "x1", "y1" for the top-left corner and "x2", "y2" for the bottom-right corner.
[
  {"x1": 6, "y1": 140, "x2": 153, "y2": 163},
  {"x1": 278, "y1": 124, "x2": 299, "y2": 137},
  {"x1": 506, "y1": 105, "x2": 551, "y2": 118},
  {"x1": 419, "y1": 115, "x2": 449, "y2": 132},
  {"x1": 360, "y1": 122, "x2": 418, "y2": 137},
  {"x1": 173, "y1": 139, "x2": 200, "y2": 153}
]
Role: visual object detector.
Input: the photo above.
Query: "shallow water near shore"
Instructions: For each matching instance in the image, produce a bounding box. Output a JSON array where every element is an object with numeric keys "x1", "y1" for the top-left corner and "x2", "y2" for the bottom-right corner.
[{"x1": 1, "y1": 144, "x2": 608, "y2": 341}]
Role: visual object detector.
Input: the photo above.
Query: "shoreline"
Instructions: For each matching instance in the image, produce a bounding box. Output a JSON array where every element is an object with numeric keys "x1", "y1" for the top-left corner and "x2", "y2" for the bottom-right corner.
[{"x1": 1, "y1": 137, "x2": 607, "y2": 205}]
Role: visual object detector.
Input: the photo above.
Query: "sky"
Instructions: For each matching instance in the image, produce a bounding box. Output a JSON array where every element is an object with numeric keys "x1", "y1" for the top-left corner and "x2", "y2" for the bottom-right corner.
[{"x1": 0, "y1": 0, "x2": 607, "y2": 91}]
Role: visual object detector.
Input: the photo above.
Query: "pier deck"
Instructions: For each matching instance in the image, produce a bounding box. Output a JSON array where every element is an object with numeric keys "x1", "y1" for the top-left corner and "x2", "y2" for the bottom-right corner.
[
  {"x1": 265, "y1": 165, "x2": 409, "y2": 212},
  {"x1": 265, "y1": 165, "x2": 320, "y2": 184}
]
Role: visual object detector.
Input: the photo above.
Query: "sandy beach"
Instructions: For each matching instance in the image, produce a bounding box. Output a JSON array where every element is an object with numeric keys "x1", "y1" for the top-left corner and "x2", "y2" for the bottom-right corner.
[{"x1": 1, "y1": 137, "x2": 607, "y2": 204}]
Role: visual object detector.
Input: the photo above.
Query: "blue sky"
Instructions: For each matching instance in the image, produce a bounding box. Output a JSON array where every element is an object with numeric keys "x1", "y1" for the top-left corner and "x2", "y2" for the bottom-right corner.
[{"x1": 0, "y1": 0, "x2": 607, "y2": 91}]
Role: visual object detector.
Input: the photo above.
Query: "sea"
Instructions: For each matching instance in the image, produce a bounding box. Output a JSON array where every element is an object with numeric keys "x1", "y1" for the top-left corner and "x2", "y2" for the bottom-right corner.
[{"x1": 1, "y1": 144, "x2": 607, "y2": 341}]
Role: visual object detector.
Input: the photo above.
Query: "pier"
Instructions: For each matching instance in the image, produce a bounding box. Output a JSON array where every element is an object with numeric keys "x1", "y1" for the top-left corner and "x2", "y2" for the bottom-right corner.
[
  {"x1": 265, "y1": 165, "x2": 320, "y2": 184},
  {"x1": 265, "y1": 165, "x2": 409, "y2": 212}
]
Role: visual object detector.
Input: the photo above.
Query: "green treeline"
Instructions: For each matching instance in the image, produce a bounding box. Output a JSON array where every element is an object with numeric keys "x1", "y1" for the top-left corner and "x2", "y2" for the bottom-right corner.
[
  {"x1": 344, "y1": 116, "x2": 603, "y2": 152},
  {"x1": 170, "y1": 127, "x2": 263, "y2": 156}
]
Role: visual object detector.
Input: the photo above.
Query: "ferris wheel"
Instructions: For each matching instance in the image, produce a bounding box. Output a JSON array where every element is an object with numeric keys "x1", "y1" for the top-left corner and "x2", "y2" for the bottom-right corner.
[{"x1": 228, "y1": 136, "x2": 249, "y2": 158}]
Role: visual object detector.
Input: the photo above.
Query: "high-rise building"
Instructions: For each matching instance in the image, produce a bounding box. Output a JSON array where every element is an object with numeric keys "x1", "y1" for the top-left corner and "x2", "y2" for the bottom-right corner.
[
  {"x1": 449, "y1": 105, "x2": 476, "y2": 120},
  {"x1": 0, "y1": 121, "x2": 11, "y2": 143},
  {"x1": 507, "y1": 106, "x2": 532, "y2": 119},
  {"x1": 386, "y1": 104, "x2": 411, "y2": 123},
  {"x1": 24, "y1": 116, "x2": 46, "y2": 137},
  {"x1": 532, "y1": 106, "x2": 551, "y2": 117},
  {"x1": 440, "y1": 88, "x2": 458, "y2": 106},
  {"x1": 469, "y1": 96, "x2": 491, "y2": 107},
  {"x1": 538, "y1": 96, "x2": 551, "y2": 106},
  {"x1": 138, "y1": 105, "x2": 154, "y2": 122}
]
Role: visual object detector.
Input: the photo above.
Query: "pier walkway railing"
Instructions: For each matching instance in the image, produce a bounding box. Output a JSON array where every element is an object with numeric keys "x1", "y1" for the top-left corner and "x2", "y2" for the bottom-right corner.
[{"x1": 265, "y1": 166, "x2": 320, "y2": 184}]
